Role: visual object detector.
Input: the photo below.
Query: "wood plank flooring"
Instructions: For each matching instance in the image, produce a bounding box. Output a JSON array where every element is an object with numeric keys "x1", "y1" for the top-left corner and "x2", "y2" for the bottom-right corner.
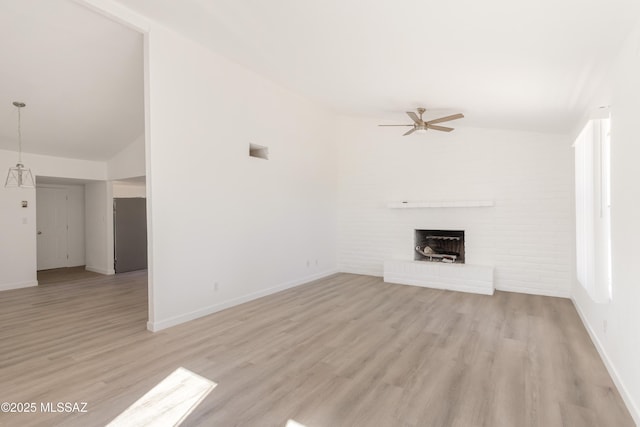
[
  {"x1": 0, "y1": 272, "x2": 634, "y2": 426},
  {"x1": 37, "y1": 266, "x2": 102, "y2": 285}
]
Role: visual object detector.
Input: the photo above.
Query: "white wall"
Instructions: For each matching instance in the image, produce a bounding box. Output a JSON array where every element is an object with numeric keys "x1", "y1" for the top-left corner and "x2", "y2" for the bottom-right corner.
[
  {"x1": 336, "y1": 119, "x2": 574, "y2": 297},
  {"x1": 66, "y1": 185, "x2": 86, "y2": 267},
  {"x1": 85, "y1": 181, "x2": 114, "y2": 275},
  {"x1": 0, "y1": 186, "x2": 36, "y2": 290},
  {"x1": 145, "y1": 24, "x2": 337, "y2": 329},
  {"x1": 572, "y1": 22, "x2": 640, "y2": 424},
  {"x1": 0, "y1": 150, "x2": 108, "y2": 290},
  {"x1": 108, "y1": 134, "x2": 145, "y2": 180},
  {"x1": 113, "y1": 181, "x2": 145, "y2": 198},
  {"x1": 0, "y1": 149, "x2": 108, "y2": 181}
]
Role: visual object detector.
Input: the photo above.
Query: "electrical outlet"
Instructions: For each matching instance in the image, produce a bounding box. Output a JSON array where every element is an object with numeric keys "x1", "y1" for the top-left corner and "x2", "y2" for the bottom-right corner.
[
  {"x1": 306, "y1": 260, "x2": 310, "y2": 267},
  {"x1": 214, "y1": 282, "x2": 219, "y2": 291},
  {"x1": 315, "y1": 259, "x2": 318, "y2": 266},
  {"x1": 603, "y1": 319, "x2": 608, "y2": 335}
]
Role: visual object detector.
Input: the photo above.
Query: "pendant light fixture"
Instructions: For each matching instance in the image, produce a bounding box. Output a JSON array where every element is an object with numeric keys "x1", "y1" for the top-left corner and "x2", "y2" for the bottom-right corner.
[{"x1": 5, "y1": 101, "x2": 34, "y2": 188}]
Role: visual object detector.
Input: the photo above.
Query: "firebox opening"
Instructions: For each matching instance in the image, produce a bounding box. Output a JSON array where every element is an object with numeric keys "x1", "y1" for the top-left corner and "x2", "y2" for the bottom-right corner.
[{"x1": 414, "y1": 229, "x2": 465, "y2": 264}]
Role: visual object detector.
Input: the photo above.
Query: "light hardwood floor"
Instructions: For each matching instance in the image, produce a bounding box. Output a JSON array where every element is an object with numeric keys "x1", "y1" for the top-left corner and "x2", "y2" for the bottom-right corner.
[
  {"x1": 37, "y1": 266, "x2": 103, "y2": 286},
  {"x1": 0, "y1": 272, "x2": 634, "y2": 426}
]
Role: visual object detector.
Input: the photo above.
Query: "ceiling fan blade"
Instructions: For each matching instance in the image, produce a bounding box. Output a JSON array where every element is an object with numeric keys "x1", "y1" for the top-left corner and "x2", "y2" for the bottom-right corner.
[
  {"x1": 403, "y1": 128, "x2": 416, "y2": 136},
  {"x1": 378, "y1": 124, "x2": 414, "y2": 126},
  {"x1": 427, "y1": 124, "x2": 454, "y2": 132},
  {"x1": 426, "y1": 113, "x2": 464, "y2": 125},
  {"x1": 406, "y1": 112, "x2": 422, "y2": 124}
]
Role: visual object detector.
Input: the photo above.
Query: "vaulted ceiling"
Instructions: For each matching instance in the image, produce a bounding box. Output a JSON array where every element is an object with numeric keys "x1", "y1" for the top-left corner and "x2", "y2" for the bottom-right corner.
[
  {"x1": 0, "y1": 0, "x2": 143, "y2": 161},
  {"x1": 114, "y1": 0, "x2": 640, "y2": 133},
  {"x1": 1, "y1": 0, "x2": 639, "y2": 161}
]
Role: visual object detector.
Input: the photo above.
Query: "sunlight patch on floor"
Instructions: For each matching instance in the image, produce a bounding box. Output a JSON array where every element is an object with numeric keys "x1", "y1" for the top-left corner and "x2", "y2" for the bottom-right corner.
[
  {"x1": 286, "y1": 419, "x2": 308, "y2": 427},
  {"x1": 107, "y1": 367, "x2": 216, "y2": 427}
]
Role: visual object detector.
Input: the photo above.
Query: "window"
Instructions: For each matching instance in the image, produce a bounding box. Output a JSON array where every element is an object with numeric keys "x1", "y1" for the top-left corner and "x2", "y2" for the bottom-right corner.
[{"x1": 574, "y1": 117, "x2": 611, "y2": 302}]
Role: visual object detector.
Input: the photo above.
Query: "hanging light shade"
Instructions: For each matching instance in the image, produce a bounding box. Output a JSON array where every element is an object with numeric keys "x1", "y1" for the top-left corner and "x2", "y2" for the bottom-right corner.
[{"x1": 5, "y1": 101, "x2": 34, "y2": 188}]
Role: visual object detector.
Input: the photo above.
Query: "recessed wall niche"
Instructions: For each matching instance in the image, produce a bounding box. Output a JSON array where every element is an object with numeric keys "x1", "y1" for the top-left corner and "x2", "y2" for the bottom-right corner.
[{"x1": 249, "y1": 143, "x2": 269, "y2": 160}]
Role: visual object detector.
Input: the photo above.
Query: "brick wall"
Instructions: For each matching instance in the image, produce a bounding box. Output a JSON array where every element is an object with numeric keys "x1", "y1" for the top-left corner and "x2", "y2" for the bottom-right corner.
[{"x1": 336, "y1": 117, "x2": 574, "y2": 297}]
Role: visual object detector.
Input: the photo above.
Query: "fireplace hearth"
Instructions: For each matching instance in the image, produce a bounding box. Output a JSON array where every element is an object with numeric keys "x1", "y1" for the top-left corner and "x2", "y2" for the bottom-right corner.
[{"x1": 415, "y1": 229, "x2": 465, "y2": 264}]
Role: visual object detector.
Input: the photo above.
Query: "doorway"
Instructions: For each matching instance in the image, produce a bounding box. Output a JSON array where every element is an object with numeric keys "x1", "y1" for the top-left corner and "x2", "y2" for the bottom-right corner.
[
  {"x1": 113, "y1": 177, "x2": 148, "y2": 273},
  {"x1": 36, "y1": 183, "x2": 85, "y2": 271},
  {"x1": 114, "y1": 197, "x2": 147, "y2": 273}
]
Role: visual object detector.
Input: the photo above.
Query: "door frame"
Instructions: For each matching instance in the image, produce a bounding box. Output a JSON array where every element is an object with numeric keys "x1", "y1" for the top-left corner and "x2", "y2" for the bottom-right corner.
[
  {"x1": 77, "y1": 0, "x2": 154, "y2": 330},
  {"x1": 35, "y1": 184, "x2": 86, "y2": 271}
]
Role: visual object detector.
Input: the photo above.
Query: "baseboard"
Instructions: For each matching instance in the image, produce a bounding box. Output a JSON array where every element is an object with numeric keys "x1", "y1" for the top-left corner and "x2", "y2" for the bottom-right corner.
[
  {"x1": 147, "y1": 269, "x2": 339, "y2": 332},
  {"x1": 0, "y1": 280, "x2": 38, "y2": 292},
  {"x1": 495, "y1": 284, "x2": 570, "y2": 298},
  {"x1": 571, "y1": 297, "x2": 640, "y2": 425},
  {"x1": 338, "y1": 266, "x2": 383, "y2": 277},
  {"x1": 85, "y1": 266, "x2": 115, "y2": 275}
]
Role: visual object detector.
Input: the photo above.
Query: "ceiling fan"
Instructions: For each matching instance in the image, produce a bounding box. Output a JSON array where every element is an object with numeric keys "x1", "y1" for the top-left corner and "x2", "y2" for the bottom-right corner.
[{"x1": 379, "y1": 108, "x2": 464, "y2": 135}]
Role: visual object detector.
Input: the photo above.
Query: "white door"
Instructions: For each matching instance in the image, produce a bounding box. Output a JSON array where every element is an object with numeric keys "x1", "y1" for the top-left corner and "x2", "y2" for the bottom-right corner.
[{"x1": 36, "y1": 187, "x2": 69, "y2": 270}]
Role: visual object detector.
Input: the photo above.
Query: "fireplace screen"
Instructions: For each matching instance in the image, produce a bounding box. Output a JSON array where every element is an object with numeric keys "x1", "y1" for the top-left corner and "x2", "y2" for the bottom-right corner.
[{"x1": 414, "y1": 230, "x2": 465, "y2": 264}]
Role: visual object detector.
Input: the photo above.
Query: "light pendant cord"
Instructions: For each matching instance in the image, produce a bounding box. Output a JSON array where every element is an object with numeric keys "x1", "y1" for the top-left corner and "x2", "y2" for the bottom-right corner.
[{"x1": 17, "y1": 106, "x2": 22, "y2": 164}]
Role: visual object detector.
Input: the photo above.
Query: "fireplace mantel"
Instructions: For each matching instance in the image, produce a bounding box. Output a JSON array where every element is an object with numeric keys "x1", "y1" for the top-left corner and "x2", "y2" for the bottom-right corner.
[{"x1": 388, "y1": 200, "x2": 494, "y2": 208}]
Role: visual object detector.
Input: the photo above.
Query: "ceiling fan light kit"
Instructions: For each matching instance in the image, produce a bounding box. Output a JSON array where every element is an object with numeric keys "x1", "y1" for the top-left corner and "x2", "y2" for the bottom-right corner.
[
  {"x1": 5, "y1": 101, "x2": 35, "y2": 189},
  {"x1": 379, "y1": 107, "x2": 464, "y2": 136}
]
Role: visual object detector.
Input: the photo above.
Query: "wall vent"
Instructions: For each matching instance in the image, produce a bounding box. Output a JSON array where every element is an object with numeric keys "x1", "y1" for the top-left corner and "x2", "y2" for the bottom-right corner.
[{"x1": 249, "y1": 143, "x2": 268, "y2": 160}]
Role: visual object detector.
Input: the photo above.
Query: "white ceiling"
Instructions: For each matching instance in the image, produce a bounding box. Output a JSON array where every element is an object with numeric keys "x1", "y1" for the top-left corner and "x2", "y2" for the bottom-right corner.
[
  {"x1": 0, "y1": 0, "x2": 143, "y2": 161},
  {"x1": 1, "y1": 1, "x2": 638, "y2": 163},
  {"x1": 115, "y1": 0, "x2": 639, "y2": 133}
]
